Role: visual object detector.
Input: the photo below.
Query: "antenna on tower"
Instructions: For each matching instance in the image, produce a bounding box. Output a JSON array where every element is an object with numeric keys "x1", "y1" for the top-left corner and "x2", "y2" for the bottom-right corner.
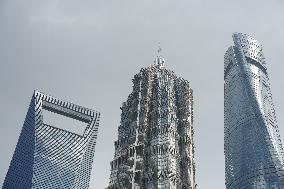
[
  {"x1": 154, "y1": 43, "x2": 165, "y2": 68},
  {"x1": 157, "y1": 43, "x2": 162, "y2": 55}
]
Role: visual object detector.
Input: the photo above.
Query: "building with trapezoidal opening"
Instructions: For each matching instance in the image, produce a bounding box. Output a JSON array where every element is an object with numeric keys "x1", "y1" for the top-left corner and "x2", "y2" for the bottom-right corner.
[
  {"x1": 224, "y1": 33, "x2": 284, "y2": 189},
  {"x1": 3, "y1": 90, "x2": 100, "y2": 189},
  {"x1": 107, "y1": 52, "x2": 196, "y2": 189}
]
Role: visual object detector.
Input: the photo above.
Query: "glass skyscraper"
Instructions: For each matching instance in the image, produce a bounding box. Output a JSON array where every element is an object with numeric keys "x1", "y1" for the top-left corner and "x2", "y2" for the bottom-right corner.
[
  {"x1": 224, "y1": 33, "x2": 284, "y2": 188},
  {"x1": 3, "y1": 90, "x2": 100, "y2": 189},
  {"x1": 107, "y1": 55, "x2": 196, "y2": 189}
]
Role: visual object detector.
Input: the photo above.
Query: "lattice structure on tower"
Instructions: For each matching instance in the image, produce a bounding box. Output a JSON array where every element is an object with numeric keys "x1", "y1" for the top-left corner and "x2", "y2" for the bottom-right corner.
[{"x1": 107, "y1": 55, "x2": 196, "y2": 189}]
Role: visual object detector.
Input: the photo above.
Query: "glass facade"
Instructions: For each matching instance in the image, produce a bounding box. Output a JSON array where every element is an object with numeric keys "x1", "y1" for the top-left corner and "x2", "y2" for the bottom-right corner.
[
  {"x1": 3, "y1": 90, "x2": 100, "y2": 189},
  {"x1": 224, "y1": 33, "x2": 284, "y2": 189},
  {"x1": 107, "y1": 56, "x2": 196, "y2": 189}
]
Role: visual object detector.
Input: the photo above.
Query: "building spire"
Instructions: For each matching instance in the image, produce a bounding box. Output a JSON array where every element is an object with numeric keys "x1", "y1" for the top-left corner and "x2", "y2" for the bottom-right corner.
[
  {"x1": 158, "y1": 44, "x2": 162, "y2": 55},
  {"x1": 154, "y1": 43, "x2": 165, "y2": 68}
]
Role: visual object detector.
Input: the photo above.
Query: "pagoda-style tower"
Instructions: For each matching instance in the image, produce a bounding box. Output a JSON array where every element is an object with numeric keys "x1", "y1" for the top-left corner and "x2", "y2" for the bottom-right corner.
[{"x1": 107, "y1": 53, "x2": 196, "y2": 189}]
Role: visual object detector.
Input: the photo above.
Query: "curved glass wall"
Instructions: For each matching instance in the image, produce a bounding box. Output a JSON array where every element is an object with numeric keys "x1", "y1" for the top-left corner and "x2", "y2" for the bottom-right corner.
[{"x1": 224, "y1": 33, "x2": 284, "y2": 189}]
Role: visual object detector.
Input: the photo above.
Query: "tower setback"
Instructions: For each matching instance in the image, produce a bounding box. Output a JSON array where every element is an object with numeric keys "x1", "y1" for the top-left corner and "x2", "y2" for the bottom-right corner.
[{"x1": 107, "y1": 56, "x2": 196, "y2": 189}]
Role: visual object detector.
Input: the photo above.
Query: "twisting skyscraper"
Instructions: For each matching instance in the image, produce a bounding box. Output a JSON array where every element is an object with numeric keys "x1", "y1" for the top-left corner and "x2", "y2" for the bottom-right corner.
[
  {"x1": 224, "y1": 33, "x2": 284, "y2": 188},
  {"x1": 3, "y1": 90, "x2": 100, "y2": 189},
  {"x1": 107, "y1": 54, "x2": 196, "y2": 189}
]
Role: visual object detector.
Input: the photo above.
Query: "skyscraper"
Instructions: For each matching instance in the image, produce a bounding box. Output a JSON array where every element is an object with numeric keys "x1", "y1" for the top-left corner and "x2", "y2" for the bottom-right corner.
[
  {"x1": 3, "y1": 90, "x2": 100, "y2": 189},
  {"x1": 224, "y1": 33, "x2": 284, "y2": 188},
  {"x1": 107, "y1": 54, "x2": 196, "y2": 189}
]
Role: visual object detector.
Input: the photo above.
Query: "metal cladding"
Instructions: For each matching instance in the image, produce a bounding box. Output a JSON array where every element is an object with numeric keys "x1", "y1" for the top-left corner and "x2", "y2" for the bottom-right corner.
[
  {"x1": 3, "y1": 90, "x2": 100, "y2": 189},
  {"x1": 224, "y1": 33, "x2": 284, "y2": 188},
  {"x1": 107, "y1": 56, "x2": 196, "y2": 189}
]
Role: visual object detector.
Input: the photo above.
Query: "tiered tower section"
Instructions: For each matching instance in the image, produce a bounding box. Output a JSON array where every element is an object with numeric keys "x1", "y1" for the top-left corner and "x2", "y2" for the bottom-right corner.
[
  {"x1": 108, "y1": 56, "x2": 196, "y2": 189},
  {"x1": 3, "y1": 90, "x2": 100, "y2": 189},
  {"x1": 224, "y1": 33, "x2": 284, "y2": 189}
]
